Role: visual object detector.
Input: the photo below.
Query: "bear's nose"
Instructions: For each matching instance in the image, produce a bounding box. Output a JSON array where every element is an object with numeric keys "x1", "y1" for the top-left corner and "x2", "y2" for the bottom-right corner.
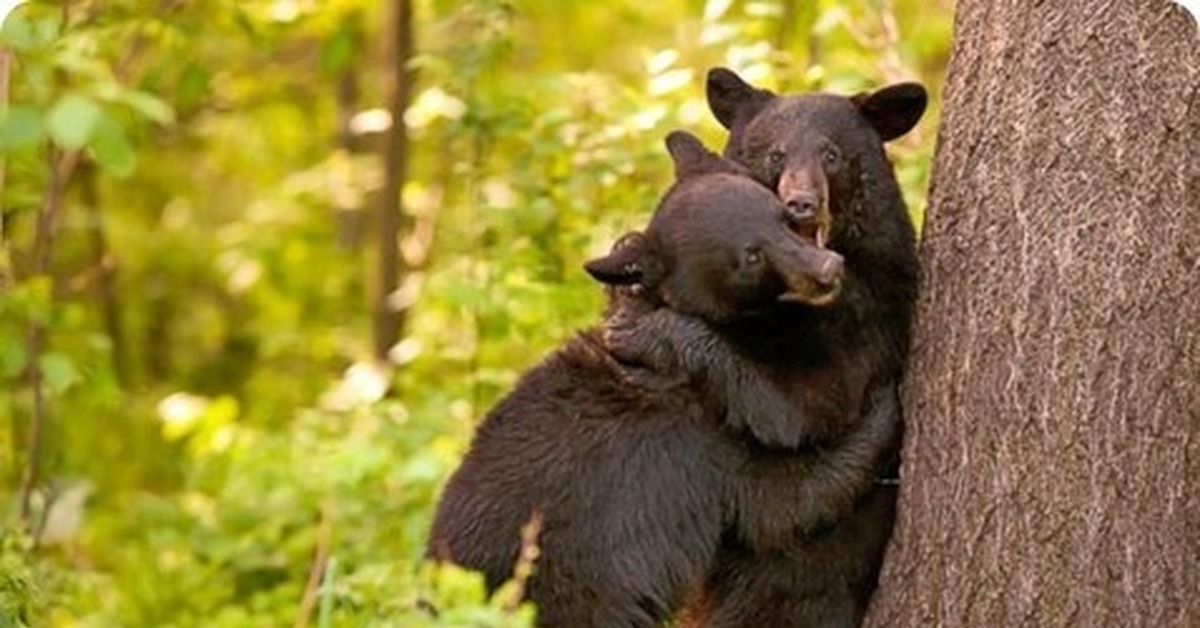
[{"x1": 784, "y1": 194, "x2": 820, "y2": 223}]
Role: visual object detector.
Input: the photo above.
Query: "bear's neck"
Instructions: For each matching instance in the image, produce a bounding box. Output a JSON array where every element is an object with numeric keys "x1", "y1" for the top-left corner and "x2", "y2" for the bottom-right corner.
[
  {"x1": 715, "y1": 307, "x2": 835, "y2": 365},
  {"x1": 828, "y1": 177, "x2": 919, "y2": 369}
]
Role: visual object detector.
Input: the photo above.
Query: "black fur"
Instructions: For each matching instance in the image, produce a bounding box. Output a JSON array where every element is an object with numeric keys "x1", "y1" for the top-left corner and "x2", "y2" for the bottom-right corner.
[
  {"x1": 683, "y1": 67, "x2": 924, "y2": 628},
  {"x1": 606, "y1": 69, "x2": 923, "y2": 627},
  {"x1": 427, "y1": 132, "x2": 901, "y2": 627}
]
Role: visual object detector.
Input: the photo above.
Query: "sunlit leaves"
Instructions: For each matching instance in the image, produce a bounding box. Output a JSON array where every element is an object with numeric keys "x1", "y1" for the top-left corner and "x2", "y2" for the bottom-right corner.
[
  {"x1": 9, "y1": 88, "x2": 161, "y2": 176},
  {"x1": 420, "y1": 563, "x2": 536, "y2": 628},
  {"x1": 0, "y1": 104, "x2": 42, "y2": 148},
  {"x1": 1, "y1": 1, "x2": 177, "y2": 180},
  {"x1": 45, "y1": 94, "x2": 101, "y2": 149},
  {"x1": 95, "y1": 84, "x2": 176, "y2": 126},
  {"x1": 88, "y1": 116, "x2": 136, "y2": 176},
  {"x1": 405, "y1": 87, "x2": 466, "y2": 128},
  {"x1": 703, "y1": 0, "x2": 735, "y2": 23},
  {"x1": 0, "y1": 337, "x2": 25, "y2": 378},
  {"x1": 38, "y1": 352, "x2": 80, "y2": 395},
  {"x1": 0, "y1": 3, "x2": 57, "y2": 53},
  {"x1": 814, "y1": 5, "x2": 851, "y2": 36},
  {"x1": 1, "y1": 0, "x2": 952, "y2": 624}
]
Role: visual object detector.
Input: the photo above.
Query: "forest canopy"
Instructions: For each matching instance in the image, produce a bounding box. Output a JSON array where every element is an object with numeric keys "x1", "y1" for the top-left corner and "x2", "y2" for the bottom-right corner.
[{"x1": 0, "y1": 0, "x2": 952, "y2": 624}]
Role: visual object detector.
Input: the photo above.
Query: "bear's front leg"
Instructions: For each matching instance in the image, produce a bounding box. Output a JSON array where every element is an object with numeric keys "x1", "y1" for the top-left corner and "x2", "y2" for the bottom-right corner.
[
  {"x1": 736, "y1": 381, "x2": 901, "y2": 549},
  {"x1": 607, "y1": 302, "x2": 827, "y2": 448},
  {"x1": 603, "y1": 296, "x2": 712, "y2": 387}
]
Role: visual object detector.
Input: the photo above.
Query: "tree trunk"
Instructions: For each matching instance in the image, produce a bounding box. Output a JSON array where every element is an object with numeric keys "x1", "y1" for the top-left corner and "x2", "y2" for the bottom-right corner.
[
  {"x1": 864, "y1": 2, "x2": 1199, "y2": 627},
  {"x1": 372, "y1": 0, "x2": 415, "y2": 361}
]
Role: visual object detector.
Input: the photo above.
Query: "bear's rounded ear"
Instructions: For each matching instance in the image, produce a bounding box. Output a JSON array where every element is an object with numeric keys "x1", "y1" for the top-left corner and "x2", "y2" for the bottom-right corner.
[
  {"x1": 851, "y1": 82, "x2": 928, "y2": 142},
  {"x1": 585, "y1": 231, "x2": 652, "y2": 286},
  {"x1": 664, "y1": 131, "x2": 746, "y2": 180},
  {"x1": 665, "y1": 130, "x2": 721, "y2": 180},
  {"x1": 706, "y1": 67, "x2": 776, "y2": 131}
]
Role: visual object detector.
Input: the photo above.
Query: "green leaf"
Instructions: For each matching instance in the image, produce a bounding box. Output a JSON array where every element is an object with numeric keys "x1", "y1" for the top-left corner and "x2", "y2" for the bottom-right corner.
[
  {"x1": 177, "y1": 64, "x2": 211, "y2": 112},
  {"x1": 0, "y1": 105, "x2": 44, "y2": 148},
  {"x1": 0, "y1": 5, "x2": 54, "y2": 52},
  {"x1": 321, "y1": 28, "x2": 358, "y2": 75},
  {"x1": 39, "y1": 352, "x2": 80, "y2": 395},
  {"x1": 46, "y1": 94, "x2": 102, "y2": 149},
  {"x1": 120, "y1": 90, "x2": 175, "y2": 125},
  {"x1": 89, "y1": 116, "x2": 136, "y2": 177},
  {"x1": 0, "y1": 332, "x2": 26, "y2": 378},
  {"x1": 92, "y1": 83, "x2": 175, "y2": 125}
]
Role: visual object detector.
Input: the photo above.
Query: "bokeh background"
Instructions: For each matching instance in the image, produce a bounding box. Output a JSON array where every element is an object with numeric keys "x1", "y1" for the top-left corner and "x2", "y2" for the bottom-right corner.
[{"x1": 1, "y1": 1, "x2": 952, "y2": 624}]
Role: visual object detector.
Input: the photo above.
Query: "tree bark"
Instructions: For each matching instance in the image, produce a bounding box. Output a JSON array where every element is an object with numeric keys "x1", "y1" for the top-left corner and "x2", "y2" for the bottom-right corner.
[
  {"x1": 864, "y1": 2, "x2": 1199, "y2": 627},
  {"x1": 372, "y1": 0, "x2": 415, "y2": 361}
]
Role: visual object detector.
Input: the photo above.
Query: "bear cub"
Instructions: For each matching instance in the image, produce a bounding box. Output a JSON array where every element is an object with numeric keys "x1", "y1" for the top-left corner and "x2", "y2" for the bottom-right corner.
[{"x1": 612, "y1": 68, "x2": 926, "y2": 628}]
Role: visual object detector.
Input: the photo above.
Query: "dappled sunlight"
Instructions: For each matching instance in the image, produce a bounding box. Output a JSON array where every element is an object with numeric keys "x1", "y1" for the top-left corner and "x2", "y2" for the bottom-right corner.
[{"x1": 0, "y1": 0, "x2": 953, "y2": 623}]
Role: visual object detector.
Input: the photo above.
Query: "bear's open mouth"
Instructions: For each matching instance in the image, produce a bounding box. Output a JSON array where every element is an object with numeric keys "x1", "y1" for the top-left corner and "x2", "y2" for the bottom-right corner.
[
  {"x1": 792, "y1": 282, "x2": 840, "y2": 306},
  {"x1": 784, "y1": 212, "x2": 830, "y2": 249}
]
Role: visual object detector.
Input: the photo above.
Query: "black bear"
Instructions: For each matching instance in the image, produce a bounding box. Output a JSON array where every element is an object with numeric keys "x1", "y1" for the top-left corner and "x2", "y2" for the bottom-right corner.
[
  {"x1": 426, "y1": 131, "x2": 900, "y2": 627},
  {"x1": 654, "y1": 68, "x2": 924, "y2": 627}
]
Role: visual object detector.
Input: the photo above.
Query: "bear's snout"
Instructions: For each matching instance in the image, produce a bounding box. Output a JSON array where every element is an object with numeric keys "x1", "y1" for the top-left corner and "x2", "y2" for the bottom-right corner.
[
  {"x1": 785, "y1": 193, "x2": 821, "y2": 221},
  {"x1": 772, "y1": 245, "x2": 844, "y2": 307}
]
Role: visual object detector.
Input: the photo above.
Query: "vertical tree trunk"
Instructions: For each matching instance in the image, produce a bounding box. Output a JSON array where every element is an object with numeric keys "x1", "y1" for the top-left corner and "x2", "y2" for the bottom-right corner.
[
  {"x1": 865, "y1": 2, "x2": 1199, "y2": 627},
  {"x1": 372, "y1": 0, "x2": 415, "y2": 361}
]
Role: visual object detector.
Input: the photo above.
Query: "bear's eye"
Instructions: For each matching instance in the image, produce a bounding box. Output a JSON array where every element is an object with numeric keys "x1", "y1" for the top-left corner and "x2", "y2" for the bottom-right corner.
[
  {"x1": 767, "y1": 149, "x2": 786, "y2": 166},
  {"x1": 744, "y1": 248, "x2": 763, "y2": 265},
  {"x1": 821, "y1": 146, "x2": 841, "y2": 166}
]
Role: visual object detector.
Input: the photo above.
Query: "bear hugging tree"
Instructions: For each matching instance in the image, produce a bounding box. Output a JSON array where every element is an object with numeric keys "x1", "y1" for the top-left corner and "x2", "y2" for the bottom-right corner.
[{"x1": 427, "y1": 68, "x2": 926, "y2": 628}]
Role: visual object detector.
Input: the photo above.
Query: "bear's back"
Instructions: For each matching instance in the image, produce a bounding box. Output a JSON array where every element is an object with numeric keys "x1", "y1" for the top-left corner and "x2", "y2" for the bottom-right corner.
[{"x1": 428, "y1": 329, "x2": 736, "y2": 623}]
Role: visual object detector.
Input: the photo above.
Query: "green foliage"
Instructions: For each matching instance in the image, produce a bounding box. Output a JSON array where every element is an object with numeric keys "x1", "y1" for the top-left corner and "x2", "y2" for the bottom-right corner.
[{"x1": 0, "y1": 0, "x2": 952, "y2": 625}]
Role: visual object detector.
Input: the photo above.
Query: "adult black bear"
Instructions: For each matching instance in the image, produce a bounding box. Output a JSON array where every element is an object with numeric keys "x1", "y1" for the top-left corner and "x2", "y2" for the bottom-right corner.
[
  {"x1": 426, "y1": 132, "x2": 900, "y2": 627},
  {"x1": 667, "y1": 68, "x2": 925, "y2": 627}
]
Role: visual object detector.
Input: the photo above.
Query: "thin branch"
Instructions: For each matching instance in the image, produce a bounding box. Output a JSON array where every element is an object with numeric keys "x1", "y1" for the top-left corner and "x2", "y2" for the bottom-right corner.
[
  {"x1": 295, "y1": 501, "x2": 333, "y2": 628},
  {"x1": 16, "y1": 0, "x2": 181, "y2": 527},
  {"x1": 1, "y1": 45, "x2": 12, "y2": 289},
  {"x1": 1, "y1": 43, "x2": 15, "y2": 500},
  {"x1": 20, "y1": 149, "x2": 82, "y2": 528}
]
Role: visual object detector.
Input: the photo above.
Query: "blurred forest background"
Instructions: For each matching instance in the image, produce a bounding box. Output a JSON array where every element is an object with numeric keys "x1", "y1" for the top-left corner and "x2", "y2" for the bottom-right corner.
[{"x1": 0, "y1": 0, "x2": 952, "y2": 625}]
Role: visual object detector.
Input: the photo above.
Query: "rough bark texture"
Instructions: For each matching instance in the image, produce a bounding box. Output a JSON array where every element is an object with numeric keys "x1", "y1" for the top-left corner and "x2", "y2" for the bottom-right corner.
[{"x1": 864, "y1": 2, "x2": 1199, "y2": 627}]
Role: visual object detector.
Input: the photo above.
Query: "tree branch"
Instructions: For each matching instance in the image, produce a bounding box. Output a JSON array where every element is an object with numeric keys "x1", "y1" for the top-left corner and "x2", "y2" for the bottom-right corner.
[
  {"x1": 294, "y1": 501, "x2": 333, "y2": 628},
  {"x1": 20, "y1": 148, "x2": 82, "y2": 528}
]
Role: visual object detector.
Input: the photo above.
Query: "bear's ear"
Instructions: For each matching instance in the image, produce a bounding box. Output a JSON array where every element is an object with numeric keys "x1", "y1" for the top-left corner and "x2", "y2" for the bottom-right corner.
[
  {"x1": 664, "y1": 130, "x2": 735, "y2": 180},
  {"x1": 585, "y1": 231, "x2": 654, "y2": 286},
  {"x1": 706, "y1": 67, "x2": 775, "y2": 131},
  {"x1": 851, "y1": 82, "x2": 927, "y2": 142}
]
